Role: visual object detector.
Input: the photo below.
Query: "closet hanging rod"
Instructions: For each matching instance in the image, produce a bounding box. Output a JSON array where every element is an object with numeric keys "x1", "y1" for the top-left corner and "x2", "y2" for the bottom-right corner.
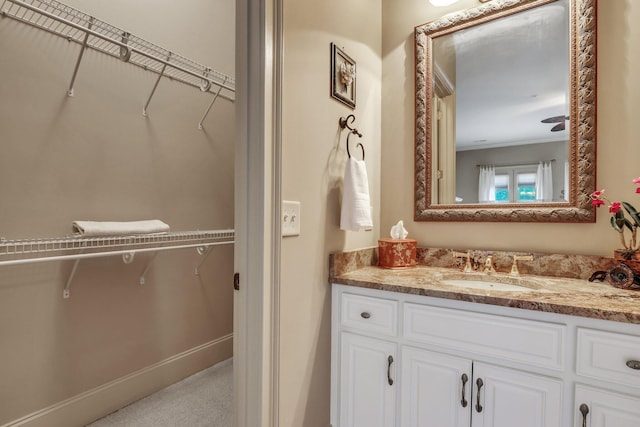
[{"x1": 1, "y1": 0, "x2": 235, "y2": 95}]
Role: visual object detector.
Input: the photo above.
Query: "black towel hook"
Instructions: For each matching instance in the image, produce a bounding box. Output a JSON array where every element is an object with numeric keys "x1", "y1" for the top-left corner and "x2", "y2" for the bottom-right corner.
[
  {"x1": 339, "y1": 114, "x2": 362, "y2": 137},
  {"x1": 339, "y1": 114, "x2": 365, "y2": 160},
  {"x1": 346, "y1": 130, "x2": 365, "y2": 160}
]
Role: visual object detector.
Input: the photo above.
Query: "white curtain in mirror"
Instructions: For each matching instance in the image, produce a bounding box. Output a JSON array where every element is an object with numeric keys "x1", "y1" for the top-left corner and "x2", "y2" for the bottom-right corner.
[
  {"x1": 478, "y1": 166, "x2": 496, "y2": 202},
  {"x1": 536, "y1": 162, "x2": 553, "y2": 201}
]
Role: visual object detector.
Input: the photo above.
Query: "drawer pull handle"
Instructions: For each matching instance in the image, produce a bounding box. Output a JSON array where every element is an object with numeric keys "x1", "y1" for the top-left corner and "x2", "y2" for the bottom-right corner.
[
  {"x1": 579, "y1": 403, "x2": 589, "y2": 427},
  {"x1": 387, "y1": 355, "x2": 394, "y2": 386},
  {"x1": 460, "y1": 373, "x2": 468, "y2": 407},
  {"x1": 626, "y1": 360, "x2": 640, "y2": 370},
  {"x1": 475, "y1": 378, "x2": 483, "y2": 413},
  {"x1": 361, "y1": 312, "x2": 371, "y2": 319}
]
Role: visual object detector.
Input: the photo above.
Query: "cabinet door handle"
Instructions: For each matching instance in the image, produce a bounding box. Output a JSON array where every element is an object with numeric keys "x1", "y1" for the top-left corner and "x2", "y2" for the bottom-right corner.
[
  {"x1": 626, "y1": 360, "x2": 640, "y2": 370},
  {"x1": 387, "y1": 355, "x2": 394, "y2": 386},
  {"x1": 579, "y1": 403, "x2": 589, "y2": 427},
  {"x1": 460, "y1": 373, "x2": 468, "y2": 407},
  {"x1": 361, "y1": 312, "x2": 371, "y2": 319},
  {"x1": 475, "y1": 378, "x2": 484, "y2": 413}
]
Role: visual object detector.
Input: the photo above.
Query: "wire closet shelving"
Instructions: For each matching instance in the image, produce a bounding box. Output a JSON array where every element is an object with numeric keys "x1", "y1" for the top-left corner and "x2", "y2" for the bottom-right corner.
[
  {"x1": 0, "y1": 0, "x2": 235, "y2": 128},
  {"x1": 0, "y1": 229, "x2": 235, "y2": 298},
  {"x1": 0, "y1": 0, "x2": 236, "y2": 297}
]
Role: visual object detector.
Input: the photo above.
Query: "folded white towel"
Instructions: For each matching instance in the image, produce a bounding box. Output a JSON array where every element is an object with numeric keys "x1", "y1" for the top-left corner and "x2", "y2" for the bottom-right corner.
[
  {"x1": 340, "y1": 157, "x2": 373, "y2": 231},
  {"x1": 72, "y1": 220, "x2": 170, "y2": 237}
]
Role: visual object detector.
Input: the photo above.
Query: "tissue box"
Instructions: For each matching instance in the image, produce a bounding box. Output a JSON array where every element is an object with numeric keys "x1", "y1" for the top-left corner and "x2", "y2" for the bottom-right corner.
[{"x1": 378, "y1": 238, "x2": 417, "y2": 269}]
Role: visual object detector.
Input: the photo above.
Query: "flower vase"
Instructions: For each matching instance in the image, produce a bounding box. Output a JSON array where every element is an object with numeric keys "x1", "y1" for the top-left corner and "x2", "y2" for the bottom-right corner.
[
  {"x1": 609, "y1": 249, "x2": 640, "y2": 289},
  {"x1": 614, "y1": 249, "x2": 640, "y2": 270}
]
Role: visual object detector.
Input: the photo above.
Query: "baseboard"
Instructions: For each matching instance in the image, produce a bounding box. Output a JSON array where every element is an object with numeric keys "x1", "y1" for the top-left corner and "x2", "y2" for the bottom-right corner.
[{"x1": 2, "y1": 334, "x2": 233, "y2": 427}]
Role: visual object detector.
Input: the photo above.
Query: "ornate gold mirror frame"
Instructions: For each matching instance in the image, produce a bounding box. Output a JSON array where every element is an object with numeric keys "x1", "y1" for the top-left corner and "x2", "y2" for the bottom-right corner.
[{"x1": 414, "y1": 0, "x2": 596, "y2": 222}]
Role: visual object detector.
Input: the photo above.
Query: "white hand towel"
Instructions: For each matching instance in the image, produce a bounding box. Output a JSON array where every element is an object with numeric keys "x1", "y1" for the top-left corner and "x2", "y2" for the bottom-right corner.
[
  {"x1": 72, "y1": 220, "x2": 170, "y2": 237},
  {"x1": 340, "y1": 157, "x2": 373, "y2": 231}
]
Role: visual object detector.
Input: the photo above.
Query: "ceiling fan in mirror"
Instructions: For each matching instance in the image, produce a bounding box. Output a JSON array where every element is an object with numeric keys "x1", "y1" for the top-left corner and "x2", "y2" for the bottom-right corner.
[{"x1": 541, "y1": 115, "x2": 570, "y2": 132}]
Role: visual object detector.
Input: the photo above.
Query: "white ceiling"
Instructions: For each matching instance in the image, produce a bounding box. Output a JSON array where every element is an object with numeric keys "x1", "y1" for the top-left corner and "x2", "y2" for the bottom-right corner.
[{"x1": 434, "y1": 0, "x2": 570, "y2": 151}]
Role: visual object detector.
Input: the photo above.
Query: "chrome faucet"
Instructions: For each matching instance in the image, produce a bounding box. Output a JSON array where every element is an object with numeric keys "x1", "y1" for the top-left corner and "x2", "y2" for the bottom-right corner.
[
  {"x1": 483, "y1": 255, "x2": 496, "y2": 274},
  {"x1": 510, "y1": 254, "x2": 534, "y2": 276},
  {"x1": 452, "y1": 250, "x2": 473, "y2": 273}
]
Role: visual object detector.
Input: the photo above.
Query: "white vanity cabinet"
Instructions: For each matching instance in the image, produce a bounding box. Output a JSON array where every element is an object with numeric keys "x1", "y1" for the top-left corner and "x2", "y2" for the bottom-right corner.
[
  {"x1": 399, "y1": 349, "x2": 562, "y2": 427},
  {"x1": 339, "y1": 333, "x2": 397, "y2": 427},
  {"x1": 400, "y1": 346, "x2": 471, "y2": 427},
  {"x1": 331, "y1": 284, "x2": 565, "y2": 427},
  {"x1": 400, "y1": 346, "x2": 564, "y2": 427},
  {"x1": 574, "y1": 385, "x2": 640, "y2": 427},
  {"x1": 334, "y1": 292, "x2": 399, "y2": 427},
  {"x1": 470, "y1": 362, "x2": 562, "y2": 427},
  {"x1": 400, "y1": 302, "x2": 564, "y2": 427},
  {"x1": 573, "y1": 328, "x2": 640, "y2": 427}
]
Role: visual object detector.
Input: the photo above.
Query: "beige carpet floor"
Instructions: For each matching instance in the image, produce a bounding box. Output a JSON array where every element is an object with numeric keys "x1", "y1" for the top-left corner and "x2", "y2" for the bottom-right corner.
[{"x1": 87, "y1": 358, "x2": 232, "y2": 427}]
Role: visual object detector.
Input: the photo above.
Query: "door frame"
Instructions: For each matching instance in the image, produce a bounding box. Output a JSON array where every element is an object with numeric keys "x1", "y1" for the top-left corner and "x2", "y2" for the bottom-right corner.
[{"x1": 234, "y1": 0, "x2": 282, "y2": 425}]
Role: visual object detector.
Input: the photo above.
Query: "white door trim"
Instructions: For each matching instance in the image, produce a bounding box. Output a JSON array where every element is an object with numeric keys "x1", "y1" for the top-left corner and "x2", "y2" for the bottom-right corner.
[{"x1": 234, "y1": 0, "x2": 282, "y2": 425}]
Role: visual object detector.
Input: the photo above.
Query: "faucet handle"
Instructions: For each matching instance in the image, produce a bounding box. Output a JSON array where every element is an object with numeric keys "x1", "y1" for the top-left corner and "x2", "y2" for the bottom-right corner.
[
  {"x1": 483, "y1": 255, "x2": 496, "y2": 274},
  {"x1": 452, "y1": 250, "x2": 473, "y2": 273},
  {"x1": 510, "y1": 254, "x2": 533, "y2": 276}
]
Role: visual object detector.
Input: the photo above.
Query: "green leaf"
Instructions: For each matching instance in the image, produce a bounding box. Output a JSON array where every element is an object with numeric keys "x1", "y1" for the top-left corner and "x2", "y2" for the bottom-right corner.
[
  {"x1": 625, "y1": 218, "x2": 635, "y2": 231},
  {"x1": 610, "y1": 211, "x2": 633, "y2": 232},
  {"x1": 611, "y1": 214, "x2": 624, "y2": 232},
  {"x1": 622, "y1": 201, "x2": 640, "y2": 227}
]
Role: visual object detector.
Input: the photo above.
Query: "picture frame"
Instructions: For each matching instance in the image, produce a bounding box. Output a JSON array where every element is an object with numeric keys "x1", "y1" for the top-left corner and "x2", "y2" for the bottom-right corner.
[{"x1": 330, "y1": 43, "x2": 356, "y2": 109}]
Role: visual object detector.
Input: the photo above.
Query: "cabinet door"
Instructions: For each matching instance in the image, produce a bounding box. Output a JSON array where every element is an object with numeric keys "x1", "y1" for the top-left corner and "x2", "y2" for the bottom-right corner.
[
  {"x1": 400, "y1": 346, "x2": 472, "y2": 427},
  {"x1": 339, "y1": 332, "x2": 397, "y2": 427},
  {"x1": 575, "y1": 385, "x2": 640, "y2": 427},
  {"x1": 472, "y1": 363, "x2": 562, "y2": 427}
]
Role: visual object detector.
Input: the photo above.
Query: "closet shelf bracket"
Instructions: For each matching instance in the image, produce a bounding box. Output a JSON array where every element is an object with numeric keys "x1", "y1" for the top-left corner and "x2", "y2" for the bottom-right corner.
[
  {"x1": 67, "y1": 16, "x2": 94, "y2": 97},
  {"x1": 63, "y1": 251, "x2": 136, "y2": 298},
  {"x1": 63, "y1": 258, "x2": 81, "y2": 299},
  {"x1": 122, "y1": 252, "x2": 135, "y2": 264},
  {"x1": 139, "y1": 251, "x2": 158, "y2": 285},
  {"x1": 142, "y1": 53, "x2": 171, "y2": 117},
  {"x1": 119, "y1": 32, "x2": 131, "y2": 62},
  {"x1": 198, "y1": 76, "x2": 228, "y2": 130},
  {"x1": 195, "y1": 245, "x2": 212, "y2": 276}
]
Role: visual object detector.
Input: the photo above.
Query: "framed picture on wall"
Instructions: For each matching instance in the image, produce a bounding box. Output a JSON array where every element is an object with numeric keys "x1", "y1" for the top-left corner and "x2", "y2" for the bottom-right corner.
[{"x1": 330, "y1": 43, "x2": 356, "y2": 109}]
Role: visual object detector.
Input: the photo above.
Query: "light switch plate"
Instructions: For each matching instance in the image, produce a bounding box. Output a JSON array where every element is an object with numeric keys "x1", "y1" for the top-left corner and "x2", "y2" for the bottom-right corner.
[{"x1": 282, "y1": 200, "x2": 301, "y2": 237}]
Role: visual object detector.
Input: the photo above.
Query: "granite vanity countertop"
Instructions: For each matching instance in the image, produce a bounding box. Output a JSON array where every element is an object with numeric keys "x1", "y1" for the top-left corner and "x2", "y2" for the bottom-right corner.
[{"x1": 332, "y1": 265, "x2": 640, "y2": 324}]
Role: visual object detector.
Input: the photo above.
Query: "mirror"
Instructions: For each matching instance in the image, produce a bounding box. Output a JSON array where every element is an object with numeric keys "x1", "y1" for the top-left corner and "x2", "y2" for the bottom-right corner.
[{"x1": 414, "y1": 0, "x2": 596, "y2": 222}]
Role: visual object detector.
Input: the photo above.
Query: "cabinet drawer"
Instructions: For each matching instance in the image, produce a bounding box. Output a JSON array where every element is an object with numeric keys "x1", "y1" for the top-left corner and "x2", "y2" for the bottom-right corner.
[
  {"x1": 340, "y1": 292, "x2": 398, "y2": 336},
  {"x1": 575, "y1": 384, "x2": 640, "y2": 427},
  {"x1": 576, "y1": 328, "x2": 640, "y2": 388},
  {"x1": 404, "y1": 303, "x2": 565, "y2": 370}
]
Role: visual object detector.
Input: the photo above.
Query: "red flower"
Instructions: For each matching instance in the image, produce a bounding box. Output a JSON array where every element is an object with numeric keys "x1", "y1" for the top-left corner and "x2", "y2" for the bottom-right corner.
[
  {"x1": 594, "y1": 177, "x2": 640, "y2": 251},
  {"x1": 609, "y1": 202, "x2": 621, "y2": 213}
]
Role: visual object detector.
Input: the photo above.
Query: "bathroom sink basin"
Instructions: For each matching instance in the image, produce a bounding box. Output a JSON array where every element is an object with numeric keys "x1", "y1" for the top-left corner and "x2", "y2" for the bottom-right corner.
[
  {"x1": 439, "y1": 279, "x2": 538, "y2": 292},
  {"x1": 436, "y1": 273, "x2": 550, "y2": 293}
]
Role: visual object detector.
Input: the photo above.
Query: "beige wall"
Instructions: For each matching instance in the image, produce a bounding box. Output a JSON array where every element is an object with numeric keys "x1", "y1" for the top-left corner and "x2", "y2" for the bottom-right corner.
[
  {"x1": 0, "y1": 1, "x2": 234, "y2": 425},
  {"x1": 280, "y1": 0, "x2": 382, "y2": 425},
  {"x1": 381, "y1": 0, "x2": 640, "y2": 257}
]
